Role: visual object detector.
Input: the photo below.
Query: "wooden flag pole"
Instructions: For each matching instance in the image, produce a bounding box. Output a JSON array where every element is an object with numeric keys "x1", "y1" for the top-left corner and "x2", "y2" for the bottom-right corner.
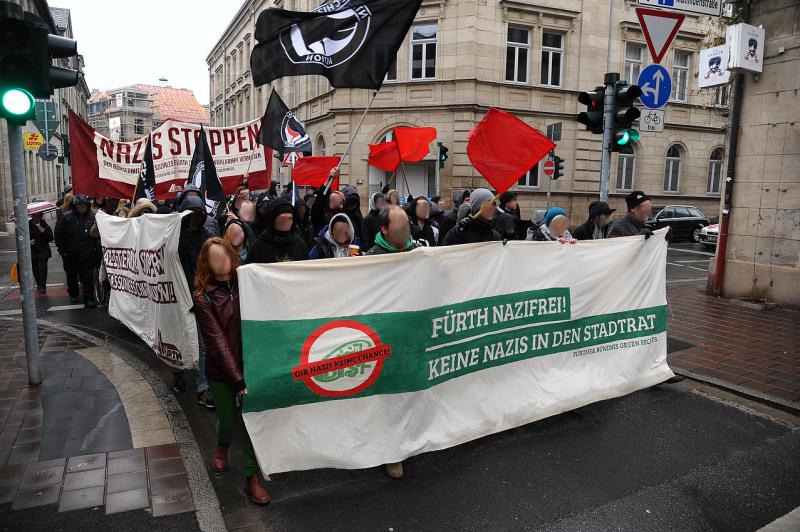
[
  {"x1": 324, "y1": 89, "x2": 380, "y2": 194},
  {"x1": 400, "y1": 161, "x2": 413, "y2": 199}
]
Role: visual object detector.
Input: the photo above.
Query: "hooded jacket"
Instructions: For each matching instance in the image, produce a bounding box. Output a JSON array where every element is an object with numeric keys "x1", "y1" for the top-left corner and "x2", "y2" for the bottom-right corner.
[
  {"x1": 248, "y1": 198, "x2": 309, "y2": 264},
  {"x1": 309, "y1": 213, "x2": 360, "y2": 259},
  {"x1": 406, "y1": 196, "x2": 439, "y2": 246},
  {"x1": 192, "y1": 278, "x2": 245, "y2": 392},
  {"x1": 176, "y1": 184, "x2": 220, "y2": 236},
  {"x1": 178, "y1": 196, "x2": 216, "y2": 291},
  {"x1": 608, "y1": 212, "x2": 646, "y2": 238},
  {"x1": 361, "y1": 192, "x2": 383, "y2": 252},
  {"x1": 442, "y1": 214, "x2": 500, "y2": 246},
  {"x1": 310, "y1": 187, "x2": 345, "y2": 236},
  {"x1": 341, "y1": 185, "x2": 364, "y2": 242},
  {"x1": 54, "y1": 199, "x2": 99, "y2": 262},
  {"x1": 29, "y1": 218, "x2": 54, "y2": 260},
  {"x1": 493, "y1": 212, "x2": 519, "y2": 240},
  {"x1": 439, "y1": 190, "x2": 467, "y2": 239}
]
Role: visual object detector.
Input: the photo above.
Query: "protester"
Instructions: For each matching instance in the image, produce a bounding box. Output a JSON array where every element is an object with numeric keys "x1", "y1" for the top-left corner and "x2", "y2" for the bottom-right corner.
[
  {"x1": 29, "y1": 212, "x2": 53, "y2": 294},
  {"x1": 494, "y1": 212, "x2": 519, "y2": 241},
  {"x1": 310, "y1": 213, "x2": 360, "y2": 258},
  {"x1": 238, "y1": 201, "x2": 256, "y2": 224},
  {"x1": 177, "y1": 184, "x2": 221, "y2": 237},
  {"x1": 310, "y1": 186, "x2": 345, "y2": 236},
  {"x1": 341, "y1": 185, "x2": 364, "y2": 242},
  {"x1": 429, "y1": 201, "x2": 445, "y2": 227},
  {"x1": 114, "y1": 204, "x2": 130, "y2": 218},
  {"x1": 91, "y1": 196, "x2": 106, "y2": 215},
  {"x1": 574, "y1": 201, "x2": 616, "y2": 240},
  {"x1": 251, "y1": 193, "x2": 272, "y2": 236},
  {"x1": 229, "y1": 184, "x2": 250, "y2": 216},
  {"x1": 366, "y1": 205, "x2": 418, "y2": 256},
  {"x1": 127, "y1": 198, "x2": 157, "y2": 218},
  {"x1": 431, "y1": 195, "x2": 445, "y2": 212},
  {"x1": 497, "y1": 191, "x2": 520, "y2": 218},
  {"x1": 55, "y1": 194, "x2": 100, "y2": 307},
  {"x1": 177, "y1": 195, "x2": 217, "y2": 405},
  {"x1": 442, "y1": 188, "x2": 500, "y2": 245},
  {"x1": 526, "y1": 209, "x2": 547, "y2": 240},
  {"x1": 248, "y1": 198, "x2": 309, "y2": 264},
  {"x1": 439, "y1": 189, "x2": 469, "y2": 239},
  {"x1": 192, "y1": 237, "x2": 270, "y2": 505},
  {"x1": 406, "y1": 196, "x2": 439, "y2": 246},
  {"x1": 224, "y1": 219, "x2": 255, "y2": 264},
  {"x1": 361, "y1": 192, "x2": 386, "y2": 252},
  {"x1": 57, "y1": 192, "x2": 72, "y2": 225},
  {"x1": 529, "y1": 207, "x2": 576, "y2": 243},
  {"x1": 608, "y1": 191, "x2": 654, "y2": 239},
  {"x1": 293, "y1": 196, "x2": 313, "y2": 248},
  {"x1": 384, "y1": 188, "x2": 401, "y2": 206}
]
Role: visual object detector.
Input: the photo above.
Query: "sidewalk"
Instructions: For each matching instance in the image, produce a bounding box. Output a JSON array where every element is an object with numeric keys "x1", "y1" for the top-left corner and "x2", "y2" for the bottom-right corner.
[
  {"x1": 667, "y1": 286, "x2": 799, "y2": 411},
  {"x1": 0, "y1": 318, "x2": 221, "y2": 529}
]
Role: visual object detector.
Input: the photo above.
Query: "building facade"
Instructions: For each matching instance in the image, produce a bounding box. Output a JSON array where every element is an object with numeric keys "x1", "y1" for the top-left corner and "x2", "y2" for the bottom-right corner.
[
  {"x1": 710, "y1": 0, "x2": 799, "y2": 306},
  {"x1": 208, "y1": 0, "x2": 729, "y2": 225},
  {"x1": 0, "y1": 1, "x2": 90, "y2": 231},
  {"x1": 87, "y1": 83, "x2": 209, "y2": 142}
]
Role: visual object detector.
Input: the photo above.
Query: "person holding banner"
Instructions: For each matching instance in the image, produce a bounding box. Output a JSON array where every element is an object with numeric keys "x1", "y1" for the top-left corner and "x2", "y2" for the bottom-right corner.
[
  {"x1": 608, "y1": 191, "x2": 655, "y2": 239},
  {"x1": 192, "y1": 237, "x2": 270, "y2": 506},
  {"x1": 442, "y1": 188, "x2": 500, "y2": 246},
  {"x1": 366, "y1": 205, "x2": 419, "y2": 256},
  {"x1": 529, "y1": 208, "x2": 577, "y2": 244}
]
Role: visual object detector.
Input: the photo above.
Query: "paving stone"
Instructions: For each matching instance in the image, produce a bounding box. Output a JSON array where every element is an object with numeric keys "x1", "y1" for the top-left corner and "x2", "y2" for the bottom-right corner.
[
  {"x1": 11, "y1": 484, "x2": 60, "y2": 509},
  {"x1": 149, "y1": 472, "x2": 189, "y2": 497},
  {"x1": 0, "y1": 481, "x2": 18, "y2": 504},
  {"x1": 107, "y1": 453, "x2": 146, "y2": 475},
  {"x1": 150, "y1": 490, "x2": 194, "y2": 518},
  {"x1": 63, "y1": 468, "x2": 106, "y2": 491},
  {"x1": 7, "y1": 442, "x2": 40, "y2": 465},
  {"x1": 106, "y1": 470, "x2": 147, "y2": 494},
  {"x1": 19, "y1": 465, "x2": 64, "y2": 489},
  {"x1": 66, "y1": 453, "x2": 106, "y2": 472},
  {"x1": 58, "y1": 485, "x2": 105, "y2": 512},
  {"x1": 145, "y1": 443, "x2": 182, "y2": 461},
  {"x1": 104, "y1": 487, "x2": 149, "y2": 514},
  {"x1": 108, "y1": 447, "x2": 144, "y2": 460},
  {"x1": 147, "y1": 457, "x2": 185, "y2": 478}
]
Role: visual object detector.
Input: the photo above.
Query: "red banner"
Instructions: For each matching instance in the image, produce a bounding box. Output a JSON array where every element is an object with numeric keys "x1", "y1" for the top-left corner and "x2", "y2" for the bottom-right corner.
[
  {"x1": 368, "y1": 141, "x2": 401, "y2": 172},
  {"x1": 293, "y1": 156, "x2": 341, "y2": 189},
  {"x1": 69, "y1": 110, "x2": 272, "y2": 199},
  {"x1": 394, "y1": 127, "x2": 436, "y2": 162}
]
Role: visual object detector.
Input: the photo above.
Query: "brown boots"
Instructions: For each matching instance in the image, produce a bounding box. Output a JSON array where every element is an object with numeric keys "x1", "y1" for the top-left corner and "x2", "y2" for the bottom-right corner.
[
  {"x1": 212, "y1": 446, "x2": 228, "y2": 473},
  {"x1": 247, "y1": 474, "x2": 271, "y2": 505}
]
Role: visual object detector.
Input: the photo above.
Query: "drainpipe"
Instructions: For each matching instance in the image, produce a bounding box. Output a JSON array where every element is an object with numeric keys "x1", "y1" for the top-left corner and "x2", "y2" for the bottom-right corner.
[{"x1": 712, "y1": 2, "x2": 749, "y2": 296}]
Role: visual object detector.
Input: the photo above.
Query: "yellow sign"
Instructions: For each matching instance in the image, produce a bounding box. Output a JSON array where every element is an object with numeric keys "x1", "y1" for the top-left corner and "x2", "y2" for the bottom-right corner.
[{"x1": 23, "y1": 132, "x2": 44, "y2": 152}]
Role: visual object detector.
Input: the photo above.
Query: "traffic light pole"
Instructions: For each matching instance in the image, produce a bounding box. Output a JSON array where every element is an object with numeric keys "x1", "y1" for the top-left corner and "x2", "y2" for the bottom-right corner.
[
  {"x1": 6, "y1": 121, "x2": 42, "y2": 385},
  {"x1": 599, "y1": 72, "x2": 619, "y2": 203}
]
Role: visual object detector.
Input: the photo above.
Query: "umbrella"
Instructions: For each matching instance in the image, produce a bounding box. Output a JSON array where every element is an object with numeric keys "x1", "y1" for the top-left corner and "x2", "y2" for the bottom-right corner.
[{"x1": 8, "y1": 201, "x2": 59, "y2": 222}]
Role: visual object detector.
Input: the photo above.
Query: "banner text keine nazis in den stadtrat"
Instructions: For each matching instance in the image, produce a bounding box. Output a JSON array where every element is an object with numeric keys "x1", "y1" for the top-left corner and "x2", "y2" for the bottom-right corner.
[
  {"x1": 238, "y1": 229, "x2": 673, "y2": 475},
  {"x1": 96, "y1": 211, "x2": 198, "y2": 370}
]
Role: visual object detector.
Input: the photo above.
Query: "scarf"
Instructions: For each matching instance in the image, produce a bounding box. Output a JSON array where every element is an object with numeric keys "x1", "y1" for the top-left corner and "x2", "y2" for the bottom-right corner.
[{"x1": 375, "y1": 232, "x2": 414, "y2": 252}]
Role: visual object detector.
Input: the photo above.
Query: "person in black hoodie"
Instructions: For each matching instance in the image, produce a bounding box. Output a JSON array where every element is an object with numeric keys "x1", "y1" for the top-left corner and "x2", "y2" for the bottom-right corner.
[
  {"x1": 493, "y1": 212, "x2": 519, "y2": 241},
  {"x1": 293, "y1": 196, "x2": 313, "y2": 248},
  {"x1": 340, "y1": 185, "x2": 363, "y2": 242},
  {"x1": 361, "y1": 192, "x2": 386, "y2": 252},
  {"x1": 442, "y1": 188, "x2": 500, "y2": 245},
  {"x1": 406, "y1": 196, "x2": 439, "y2": 246},
  {"x1": 29, "y1": 212, "x2": 54, "y2": 294},
  {"x1": 439, "y1": 189, "x2": 470, "y2": 240},
  {"x1": 55, "y1": 194, "x2": 100, "y2": 307},
  {"x1": 249, "y1": 198, "x2": 309, "y2": 263},
  {"x1": 250, "y1": 192, "x2": 272, "y2": 237}
]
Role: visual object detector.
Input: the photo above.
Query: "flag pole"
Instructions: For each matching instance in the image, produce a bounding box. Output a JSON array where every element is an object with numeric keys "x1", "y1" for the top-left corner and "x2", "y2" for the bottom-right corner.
[
  {"x1": 400, "y1": 161, "x2": 413, "y2": 199},
  {"x1": 324, "y1": 89, "x2": 380, "y2": 194}
]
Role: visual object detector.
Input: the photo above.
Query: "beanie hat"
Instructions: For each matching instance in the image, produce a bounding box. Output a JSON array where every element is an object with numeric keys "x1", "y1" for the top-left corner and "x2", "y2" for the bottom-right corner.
[
  {"x1": 545, "y1": 207, "x2": 568, "y2": 226},
  {"x1": 625, "y1": 191, "x2": 650, "y2": 211},
  {"x1": 469, "y1": 188, "x2": 495, "y2": 214}
]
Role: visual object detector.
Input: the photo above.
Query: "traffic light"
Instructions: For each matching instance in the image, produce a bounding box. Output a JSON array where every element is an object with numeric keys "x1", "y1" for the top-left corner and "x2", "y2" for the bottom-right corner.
[
  {"x1": 576, "y1": 86, "x2": 604, "y2": 134},
  {"x1": 0, "y1": 1, "x2": 79, "y2": 124},
  {"x1": 552, "y1": 155, "x2": 564, "y2": 180},
  {"x1": 437, "y1": 141, "x2": 449, "y2": 169},
  {"x1": 612, "y1": 81, "x2": 642, "y2": 152}
]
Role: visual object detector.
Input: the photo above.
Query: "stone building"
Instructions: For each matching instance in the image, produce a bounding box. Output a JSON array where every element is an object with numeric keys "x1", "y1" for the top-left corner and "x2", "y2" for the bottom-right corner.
[
  {"x1": 87, "y1": 83, "x2": 209, "y2": 142},
  {"x1": 710, "y1": 0, "x2": 799, "y2": 306},
  {"x1": 208, "y1": 0, "x2": 729, "y2": 225},
  {"x1": 0, "y1": 1, "x2": 90, "y2": 231}
]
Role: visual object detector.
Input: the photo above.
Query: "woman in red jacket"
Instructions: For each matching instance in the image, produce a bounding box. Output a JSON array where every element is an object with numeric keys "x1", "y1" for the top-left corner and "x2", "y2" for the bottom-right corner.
[{"x1": 193, "y1": 237, "x2": 270, "y2": 505}]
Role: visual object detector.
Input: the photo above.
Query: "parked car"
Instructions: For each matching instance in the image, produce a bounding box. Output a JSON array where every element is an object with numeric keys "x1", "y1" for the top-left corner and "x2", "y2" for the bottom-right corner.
[
  {"x1": 698, "y1": 224, "x2": 719, "y2": 247},
  {"x1": 646, "y1": 205, "x2": 710, "y2": 242}
]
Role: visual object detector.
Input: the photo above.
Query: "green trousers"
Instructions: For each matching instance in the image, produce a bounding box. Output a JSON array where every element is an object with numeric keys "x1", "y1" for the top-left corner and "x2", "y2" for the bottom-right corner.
[{"x1": 208, "y1": 380, "x2": 259, "y2": 477}]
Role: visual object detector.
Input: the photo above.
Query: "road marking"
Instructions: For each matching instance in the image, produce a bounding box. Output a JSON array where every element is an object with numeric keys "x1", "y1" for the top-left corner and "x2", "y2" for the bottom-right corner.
[
  {"x1": 667, "y1": 278, "x2": 707, "y2": 284},
  {"x1": 668, "y1": 262, "x2": 708, "y2": 272},
  {"x1": 676, "y1": 260, "x2": 710, "y2": 263},
  {"x1": 46, "y1": 304, "x2": 86, "y2": 312},
  {"x1": 0, "y1": 309, "x2": 22, "y2": 316},
  {"x1": 668, "y1": 248, "x2": 715, "y2": 257}
]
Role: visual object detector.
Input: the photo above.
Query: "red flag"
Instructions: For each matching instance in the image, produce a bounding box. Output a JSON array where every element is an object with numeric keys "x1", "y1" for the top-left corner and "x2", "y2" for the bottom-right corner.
[
  {"x1": 368, "y1": 141, "x2": 401, "y2": 172},
  {"x1": 293, "y1": 156, "x2": 341, "y2": 189},
  {"x1": 467, "y1": 108, "x2": 555, "y2": 195},
  {"x1": 394, "y1": 127, "x2": 436, "y2": 162}
]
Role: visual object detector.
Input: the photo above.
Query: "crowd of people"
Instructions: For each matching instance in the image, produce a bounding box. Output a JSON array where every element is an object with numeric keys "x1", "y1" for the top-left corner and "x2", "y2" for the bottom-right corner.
[{"x1": 39, "y1": 169, "x2": 663, "y2": 505}]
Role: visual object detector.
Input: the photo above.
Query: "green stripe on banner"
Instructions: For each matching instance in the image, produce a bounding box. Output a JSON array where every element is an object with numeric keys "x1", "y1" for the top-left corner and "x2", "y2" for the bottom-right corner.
[{"x1": 242, "y1": 287, "x2": 666, "y2": 412}]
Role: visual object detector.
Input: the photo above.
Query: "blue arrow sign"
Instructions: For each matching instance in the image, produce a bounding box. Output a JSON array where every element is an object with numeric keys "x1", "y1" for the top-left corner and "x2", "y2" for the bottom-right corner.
[{"x1": 637, "y1": 64, "x2": 672, "y2": 109}]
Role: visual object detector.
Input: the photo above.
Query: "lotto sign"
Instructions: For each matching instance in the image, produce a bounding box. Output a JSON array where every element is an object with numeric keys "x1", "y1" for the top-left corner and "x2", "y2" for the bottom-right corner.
[{"x1": 23, "y1": 132, "x2": 44, "y2": 151}]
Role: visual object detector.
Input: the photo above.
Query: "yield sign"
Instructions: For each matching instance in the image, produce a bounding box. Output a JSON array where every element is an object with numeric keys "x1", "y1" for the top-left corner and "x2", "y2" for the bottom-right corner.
[{"x1": 636, "y1": 7, "x2": 685, "y2": 64}]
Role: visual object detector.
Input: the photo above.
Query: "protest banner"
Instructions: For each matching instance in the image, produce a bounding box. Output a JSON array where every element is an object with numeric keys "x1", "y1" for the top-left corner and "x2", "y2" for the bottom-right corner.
[
  {"x1": 96, "y1": 211, "x2": 198, "y2": 369},
  {"x1": 238, "y1": 230, "x2": 672, "y2": 474},
  {"x1": 69, "y1": 109, "x2": 272, "y2": 200}
]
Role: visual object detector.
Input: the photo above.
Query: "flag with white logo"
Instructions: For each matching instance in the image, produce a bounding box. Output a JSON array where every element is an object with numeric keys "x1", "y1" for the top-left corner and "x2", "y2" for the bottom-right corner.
[
  {"x1": 258, "y1": 90, "x2": 312, "y2": 157},
  {"x1": 133, "y1": 133, "x2": 156, "y2": 202},
  {"x1": 251, "y1": 0, "x2": 423, "y2": 90},
  {"x1": 187, "y1": 127, "x2": 226, "y2": 217}
]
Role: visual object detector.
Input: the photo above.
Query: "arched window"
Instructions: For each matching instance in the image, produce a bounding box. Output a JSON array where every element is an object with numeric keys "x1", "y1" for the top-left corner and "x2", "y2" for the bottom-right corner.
[
  {"x1": 616, "y1": 144, "x2": 635, "y2": 191},
  {"x1": 707, "y1": 148, "x2": 724, "y2": 194},
  {"x1": 315, "y1": 136, "x2": 326, "y2": 156},
  {"x1": 663, "y1": 144, "x2": 682, "y2": 192}
]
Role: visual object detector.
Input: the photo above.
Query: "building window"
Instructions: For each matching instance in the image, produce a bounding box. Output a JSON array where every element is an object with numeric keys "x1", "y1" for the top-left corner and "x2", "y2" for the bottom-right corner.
[
  {"x1": 714, "y1": 85, "x2": 728, "y2": 107},
  {"x1": 385, "y1": 58, "x2": 397, "y2": 82},
  {"x1": 664, "y1": 144, "x2": 683, "y2": 192},
  {"x1": 410, "y1": 22, "x2": 437, "y2": 80},
  {"x1": 672, "y1": 51, "x2": 690, "y2": 102},
  {"x1": 540, "y1": 31, "x2": 563, "y2": 87},
  {"x1": 506, "y1": 26, "x2": 530, "y2": 83},
  {"x1": 134, "y1": 118, "x2": 144, "y2": 136},
  {"x1": 616, "y1": 144, "x2": 635, "y2": 191},
  {"x1": 315, "y1": 136, "x2": 326, "y2": 156},
  {"x1": 624, "y1": 43, "x2": 644, "y2": 84},
  {"x1": 707, "y1": 148, "x2": 723, "y2": 194},
  {"x1": 518, "y1": 163, "x2": 540, "y2": 188}
]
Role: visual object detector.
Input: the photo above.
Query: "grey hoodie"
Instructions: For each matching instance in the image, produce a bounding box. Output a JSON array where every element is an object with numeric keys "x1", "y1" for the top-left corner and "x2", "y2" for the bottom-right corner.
[{"x1": 323, "y1": 212, "x2": 355, "y2": 258}]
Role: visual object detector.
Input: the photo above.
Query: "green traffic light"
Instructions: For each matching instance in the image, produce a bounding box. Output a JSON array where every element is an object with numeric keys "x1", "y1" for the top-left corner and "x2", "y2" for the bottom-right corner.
[
  {"x1": 628, "y1": 129, "x2": 640, "y2": 142},
  {"x1": 615, "y1": 128, "x2": 640, "y2": 146},
  {"x1": 1, "y1": 88, "x2": 34, "y2": 116}
]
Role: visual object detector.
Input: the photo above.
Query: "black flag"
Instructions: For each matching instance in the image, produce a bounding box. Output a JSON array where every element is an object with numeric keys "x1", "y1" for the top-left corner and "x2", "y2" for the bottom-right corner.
[
  {"x1": 257, "y1": 90, "x2": 312, "y2": 156},
  {"x1": 133, "y1": 133, "x2": 156, "y2": 202},
  {"x1": 187, "y1": 127, "x2": 226, "y2": 217},
  {"x1": 251, "y1": 0, "x2": 422, "y2": 90}
]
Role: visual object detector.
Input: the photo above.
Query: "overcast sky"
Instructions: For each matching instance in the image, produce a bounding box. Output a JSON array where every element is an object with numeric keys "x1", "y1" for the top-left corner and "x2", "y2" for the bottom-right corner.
[{"x1": 64, "y1": 0, "x2": 245, "y2": 104}]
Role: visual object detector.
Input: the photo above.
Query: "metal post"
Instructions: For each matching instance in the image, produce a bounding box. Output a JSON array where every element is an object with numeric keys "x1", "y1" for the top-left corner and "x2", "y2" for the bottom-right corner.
[
  {"x1": 546, "y1": 174, "x2": 552, "y2": 210},
  {"x1": 600, "y1": 72, "x2": 619, "y2": 202},
  {"x1": 7, "y1": 121, "x2": 42, "y2": 385}
]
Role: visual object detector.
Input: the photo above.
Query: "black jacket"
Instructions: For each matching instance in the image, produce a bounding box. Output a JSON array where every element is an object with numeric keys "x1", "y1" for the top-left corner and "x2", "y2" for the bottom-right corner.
[
  {"x1": 573, "y1": 218, "x2": 609, "y2": 240},
  {"x1": 608, "y1": 213, "x2": 646, "y2": 238},
  {"x1": 54, "y1": 208, "x2": 99, "y2": 262},
  {"x1": 249, "y1": 198, "x2": 309, "y2": 263},
  {"x1": 439, "y1": 209, "x2": 459, "y2": 242},
  {"x1": 406, "y1": 197, "x2": 439, "y2": 246},
  {"x1": 30, "y1": 219, "x2": 53, "y2": 260},
  {"x1": 179, "y1": 217, "x2": 216, "y2": 292},
  {"x1": 362, "y1": 210, "x2": 380, "y2": 252},
  {"x1": 442, "y1": 217, "x2": 500, "y2": 245}
]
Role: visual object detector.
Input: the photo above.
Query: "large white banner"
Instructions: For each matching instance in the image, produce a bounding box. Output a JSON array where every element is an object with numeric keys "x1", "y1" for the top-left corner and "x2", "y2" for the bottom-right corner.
[
  {"x1": 238, "y1": 230, "x2": 673, "y2": 475},
  {"x1": 96, "y1": 212, "x2": 198, "y2": 369}
]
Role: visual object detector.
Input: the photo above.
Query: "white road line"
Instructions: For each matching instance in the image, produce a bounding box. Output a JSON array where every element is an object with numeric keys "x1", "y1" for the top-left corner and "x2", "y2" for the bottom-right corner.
[
  {"x1": 667, "y1": 262, "x2": 709, "y2": 272},
  {"x1": 668, "y1": 248, "x2": 715, "y2": 257},
  {"x1": 46, "y1": 304, "x2": 86, "y2": 312},
  {"x1": 667, "y1": 278, "x2": 707, "y2": 284},
  {"x1": 0, "y1": 309, "x2": 22, "y2": 316},
  {"x1": 676, "y1": 260, "x2": 711, "y2": 263}
]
